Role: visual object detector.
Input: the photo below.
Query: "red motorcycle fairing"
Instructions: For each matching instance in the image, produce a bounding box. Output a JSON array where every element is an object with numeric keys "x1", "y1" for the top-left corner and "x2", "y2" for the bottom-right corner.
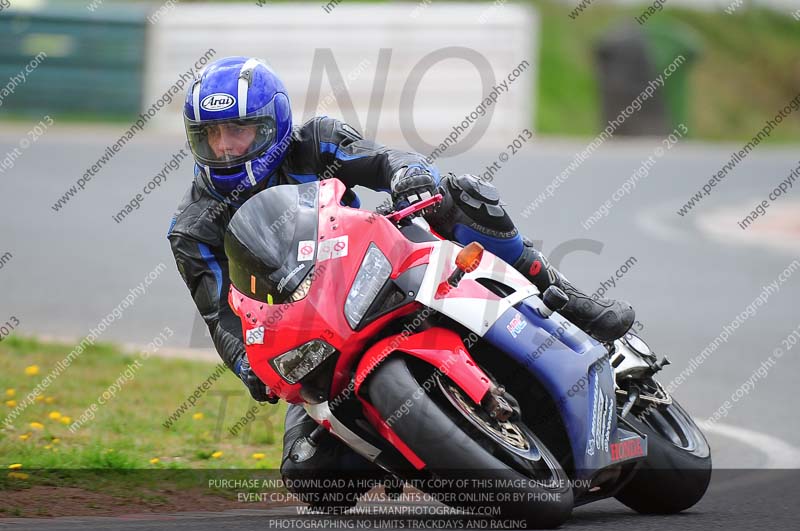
[
  {"x1": 228, "y1": 178, "x2": 435, "y2": 404},
  {"x1": 227, "y1": 178, "x2": 498, "y2": 470},
  {"x1": 353, "y1": 327, "x2": 491, "y2": 404},
  {"x1": 352, "y1": 327, "x2": 494, "y2": 470}
]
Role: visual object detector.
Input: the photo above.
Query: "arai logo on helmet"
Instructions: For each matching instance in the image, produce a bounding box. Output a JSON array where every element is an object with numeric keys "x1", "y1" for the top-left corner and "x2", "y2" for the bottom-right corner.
[{"x1": 200, "y1": 93, "x2": 236, "y2": 112}]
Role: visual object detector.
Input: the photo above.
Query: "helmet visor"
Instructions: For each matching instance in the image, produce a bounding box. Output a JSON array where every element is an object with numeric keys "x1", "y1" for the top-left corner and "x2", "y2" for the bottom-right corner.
[{"x1": 185, "y1": 101, "x2": 278, "y2": 169}]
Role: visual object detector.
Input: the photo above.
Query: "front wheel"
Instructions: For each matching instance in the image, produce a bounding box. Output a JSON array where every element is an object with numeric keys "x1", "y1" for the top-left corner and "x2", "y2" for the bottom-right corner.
[
  {"x1": 366, "y1": 356, "x2": 573, "y2": 529},
  {"x1": 615, "y1": 398, "x2": 712, "y2": 514}
]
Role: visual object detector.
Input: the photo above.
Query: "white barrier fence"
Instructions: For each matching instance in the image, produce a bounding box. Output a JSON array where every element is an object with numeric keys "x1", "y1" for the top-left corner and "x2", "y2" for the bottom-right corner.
[{"x1": 144, "y1": 2, "x2": 538, "y2": 152}]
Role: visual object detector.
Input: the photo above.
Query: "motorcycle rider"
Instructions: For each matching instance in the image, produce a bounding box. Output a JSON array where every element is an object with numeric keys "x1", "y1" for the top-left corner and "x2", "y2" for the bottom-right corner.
[{"x1": 168, "y1": 56, "x2": 635, "y2": 505}]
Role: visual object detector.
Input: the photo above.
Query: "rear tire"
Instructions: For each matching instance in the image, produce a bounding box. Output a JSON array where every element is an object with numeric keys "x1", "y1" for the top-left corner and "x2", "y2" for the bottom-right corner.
[
  {"x1": 367, "y1": 356, "x2": 573, "y2": 529},
  {"x1": 615, "y1": 399, "x2": 712, "y2": 514}
]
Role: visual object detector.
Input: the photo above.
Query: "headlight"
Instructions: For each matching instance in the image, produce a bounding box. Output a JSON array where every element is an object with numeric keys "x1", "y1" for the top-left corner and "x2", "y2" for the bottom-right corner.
[
  {"x1": 344, "y1": 243, "x2": 392, "y2": 329},
  {"x1": 623, "y1": 333, "x2": 655, "y2": 360},
  {"x1": 271, "y1": 340, "x2": 337, "y2": 384}
]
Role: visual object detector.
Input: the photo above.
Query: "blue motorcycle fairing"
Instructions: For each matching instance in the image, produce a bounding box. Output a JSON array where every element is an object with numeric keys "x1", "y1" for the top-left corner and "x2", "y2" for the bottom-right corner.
[{"x1": 482, "y1": 296, "x2": 646, "y2": 479}]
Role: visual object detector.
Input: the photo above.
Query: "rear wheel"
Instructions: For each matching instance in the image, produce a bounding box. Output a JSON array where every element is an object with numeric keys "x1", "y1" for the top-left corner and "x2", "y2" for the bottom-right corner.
[
  {"x1": 366, "y1": 356, "x2": 573, "y2": 529},
  {"x1": 615, "y1": 398, "x2": 712, "y2": 513}
]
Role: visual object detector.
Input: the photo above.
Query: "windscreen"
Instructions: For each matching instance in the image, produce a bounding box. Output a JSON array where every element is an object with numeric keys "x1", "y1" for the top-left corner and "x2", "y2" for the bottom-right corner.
[{"x1": 225, "y1": 182, "x2": 319, "y2": 304}]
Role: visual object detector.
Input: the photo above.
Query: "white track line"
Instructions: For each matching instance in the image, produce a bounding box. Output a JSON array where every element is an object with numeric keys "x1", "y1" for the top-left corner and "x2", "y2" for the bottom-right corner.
[
  {"x1": 635, "y1": 200, "x2": 693, "y2": 244},
  {"x1": 698, "y1": 421, "x2": 800, "y2": 468}
]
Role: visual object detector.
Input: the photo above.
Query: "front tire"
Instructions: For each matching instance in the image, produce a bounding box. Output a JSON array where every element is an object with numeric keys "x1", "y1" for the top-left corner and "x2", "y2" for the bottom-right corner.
[
  {"x1": 615, "y1": 399, "x2": 712, "y2": 514},
  {"x1": 366, "y1": 356, "x2": 573, "y2": 529}
]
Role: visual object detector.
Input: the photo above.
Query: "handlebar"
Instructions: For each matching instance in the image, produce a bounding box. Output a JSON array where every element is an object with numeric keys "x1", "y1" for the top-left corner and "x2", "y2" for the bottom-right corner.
[{"x1": 385, "y1": 194, "x2": 443, "y2": 223}]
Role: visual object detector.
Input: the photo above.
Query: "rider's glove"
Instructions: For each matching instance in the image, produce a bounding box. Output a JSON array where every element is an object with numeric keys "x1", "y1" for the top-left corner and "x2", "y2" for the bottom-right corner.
[
  {"x1": 390, "y1": 166, "x2": 438, "y2": 211},
  {"x1": 236, "y1": 357, "x2": 279, "y2": 404}
]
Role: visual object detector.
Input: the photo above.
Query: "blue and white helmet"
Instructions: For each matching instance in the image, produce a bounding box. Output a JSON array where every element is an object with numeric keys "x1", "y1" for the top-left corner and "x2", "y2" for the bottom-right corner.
[{"x1": 183, "y1": 56, "x2": 292, "y2": 193}]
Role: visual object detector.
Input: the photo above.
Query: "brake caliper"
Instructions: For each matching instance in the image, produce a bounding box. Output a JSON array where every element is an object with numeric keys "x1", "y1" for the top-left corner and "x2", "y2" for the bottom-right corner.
[{"x1": 482, "y1": 385, "x2": 521, "y2": 423}]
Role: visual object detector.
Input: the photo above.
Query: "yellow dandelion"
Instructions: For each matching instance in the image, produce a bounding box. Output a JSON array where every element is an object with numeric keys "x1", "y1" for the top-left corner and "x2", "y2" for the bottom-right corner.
[
  {"x1": 5, "y1": 389, "x2": 15, "y2": 397},
  {"x1": 211, "y1": 451, "x2": 223, "y2": 459},
  {"x1": 34, "y1": 395, "x2": 44, "y2": 402},
  {"x1": 60, "y1": 416, "x2": 72, "y2": 425},
  {"x1": 44, "y1": 444, "x2": 52, "y2": 450},
  {"x1": 48, "y1": 411, "x2": 62, "y2": 421},
  {"x1": 24, "y1": 365, "x2": 40, "y2": 376},
  {"x1": 104, "y1": 449, "x2": 115, "y2": 454},
  {"x1": 29, "y1": 422, "x2": 44, "y2": 431},
  {"x1": 149, "y1": 457, "x2": 160, "y2": 465},
  {"x1": 44, "y1": 396, "x2": 55, "y2": 404},
  {"x1": 51, "y1": 438, "x2": 60, "y2": 444},
  {"x1": 7, "y1": 472, "x2": 29, "y2": 480},
  {"x1": 8, "y1": 463, "x2": 22, "y2": 470},
  {"x1": 252, "y1": 453, "x2": 265, "y2": 460},
  {"x1": 5, "y1": 400, "x2": 17, "y2": 407},
  {"x1": 192, "y1": 412, "x2": 204, "y2": 420},
  {"x1": 18, "y1": 433, "x2": 30, "y2": 441}
]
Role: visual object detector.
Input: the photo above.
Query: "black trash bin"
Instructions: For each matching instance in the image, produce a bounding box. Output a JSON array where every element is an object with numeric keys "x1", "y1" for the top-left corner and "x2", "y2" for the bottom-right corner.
[
  {"x1": 594, "y1": 19, "x2": 700, "y2": 136},
  {"x1": 594, "y1": 23, "x2": 668, "y2": 136}
]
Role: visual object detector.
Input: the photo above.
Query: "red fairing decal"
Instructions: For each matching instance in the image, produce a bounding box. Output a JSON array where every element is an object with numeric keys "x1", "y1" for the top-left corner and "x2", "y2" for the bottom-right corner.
[{"x1": 610, "y1": 438, "x2": 645, "y2": 461}]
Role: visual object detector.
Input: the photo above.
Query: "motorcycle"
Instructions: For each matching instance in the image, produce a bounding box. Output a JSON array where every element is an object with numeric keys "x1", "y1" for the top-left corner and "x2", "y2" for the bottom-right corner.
[{"x1": 225, "y1": 178, "x2": 711, "y2": 528}]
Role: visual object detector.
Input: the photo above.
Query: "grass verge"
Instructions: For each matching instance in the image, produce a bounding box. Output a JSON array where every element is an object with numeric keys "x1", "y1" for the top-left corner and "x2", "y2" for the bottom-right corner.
[{"x1": 0, "y1": 335, "x2": 288, "y2": 516}]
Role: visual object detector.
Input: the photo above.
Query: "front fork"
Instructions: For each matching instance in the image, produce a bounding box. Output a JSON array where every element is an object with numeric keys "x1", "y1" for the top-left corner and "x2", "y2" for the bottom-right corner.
[{"x1": 611, "y1": 333, "x2": 673, "y2": 418}]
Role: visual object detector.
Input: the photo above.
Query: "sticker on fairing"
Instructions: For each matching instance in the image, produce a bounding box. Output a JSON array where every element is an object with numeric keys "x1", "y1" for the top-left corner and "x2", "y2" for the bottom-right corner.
[
  {"x1": 586, "y1": 377, "x2": 613, "y2": 456},
  {"x1": 297, "y1": 240, "x2": 316, "y2": 262},
  {"x1": 277, "y1": 263, "x2": 306, "y2": 293},
  {"x1": 610, "y1": 438, "x2": 645, "y2": 461},
  {"x1": 506, "y1": 312, "x2": 528, "y2": 338},
  {"x1": 317, "y1": 235, "x2": 349, "y2": 262},
  {"x1": 246, "y1": 326, "x2": 265, "y2": 345}
]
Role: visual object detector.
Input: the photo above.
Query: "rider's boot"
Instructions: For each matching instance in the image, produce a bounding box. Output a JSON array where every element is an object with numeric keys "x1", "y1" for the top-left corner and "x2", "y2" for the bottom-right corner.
[
  {"x1": 426, "y1": 173, "x2": 634, "y2": 342},
  {"x1": 512, "y1": 239, "x2": 635, "y2": 342}
]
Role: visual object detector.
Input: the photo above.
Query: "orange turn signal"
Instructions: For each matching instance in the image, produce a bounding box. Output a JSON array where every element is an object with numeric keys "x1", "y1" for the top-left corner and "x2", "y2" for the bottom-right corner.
[{"x1": 455, "y1": 242, "x2": 484, "y2": 273}]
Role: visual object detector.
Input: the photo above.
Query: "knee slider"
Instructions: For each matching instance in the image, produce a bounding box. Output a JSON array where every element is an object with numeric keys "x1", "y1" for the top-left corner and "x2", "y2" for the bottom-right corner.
[
  {"x1": 450, "y1": 173, "x2": 504, "y2": 217},
  {"x1": 430, "y1": 173, "x2": 517, "y2": 240}
]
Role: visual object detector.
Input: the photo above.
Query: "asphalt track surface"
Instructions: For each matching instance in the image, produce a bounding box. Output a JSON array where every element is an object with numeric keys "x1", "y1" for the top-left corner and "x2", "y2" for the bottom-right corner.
[
  {"x1": 1, "y1": 125, "x2": 799, "y2": 528},
  {"x1": 1, "y1": 471, "x2": 798, "y2": 530}
]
